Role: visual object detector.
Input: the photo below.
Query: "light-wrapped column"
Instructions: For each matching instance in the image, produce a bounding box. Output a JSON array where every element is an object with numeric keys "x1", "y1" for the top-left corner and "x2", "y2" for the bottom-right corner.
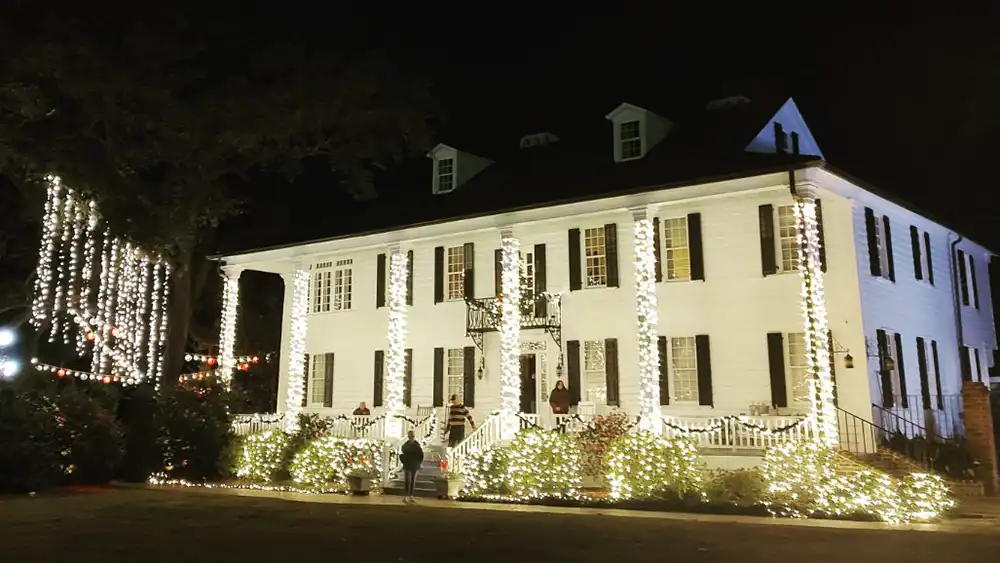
[
  {"x1": 283, "y1": 267, "x2": 310, "y2": 433},
  {"x1": 384, "y1": 247, "x2": 409, "y2": 439},
  {"x1": 794, "y1": 193, "x2": 837, "y2": 447},
  {"x1": 499, "y1": 230, "x2": 521, "y2": 440},
  {"x1": 217, "y1": 267, "x2": 243, "y2": 387},
  {"x1": 632, "y1": 208, "x2": 662, "y2": 434}
]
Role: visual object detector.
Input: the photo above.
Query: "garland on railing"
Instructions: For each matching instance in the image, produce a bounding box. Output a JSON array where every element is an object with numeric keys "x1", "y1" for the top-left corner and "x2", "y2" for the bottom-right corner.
[
  {"x1": 661, "y1": 415, "x2": 811, "y2": 435},
  {"x1": 326, "y1": 413, "x2": 387, "y2": 432},
  {"x1": 391, "y1": 412, "x2": 437, "y2": 443}
]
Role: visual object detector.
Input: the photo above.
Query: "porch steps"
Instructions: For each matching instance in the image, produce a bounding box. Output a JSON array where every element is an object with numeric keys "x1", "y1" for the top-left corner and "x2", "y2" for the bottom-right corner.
[
  {"x1": 834, "y1": 450, "x2": 984, "y2": 497},
  {"x1": 383, "y1": 444, "x2": 448, "y2": 498}
]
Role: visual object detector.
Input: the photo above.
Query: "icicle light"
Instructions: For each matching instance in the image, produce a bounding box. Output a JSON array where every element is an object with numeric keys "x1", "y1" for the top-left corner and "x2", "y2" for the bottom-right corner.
[
  {"x1": 499, "y1": 231, "x2": 522, "y2": 440},
  {"x1": 217, "y1": 269, "x2": 241, "y2": 387},
  {"x1": 283, "y1": 268, "x2": 310, "y2": 433},
  {"x1": 633, "y1": 214, "x2": 662, "y2": 434},
  {"x1": 384, "y1": 249, "x2": 408, "y2": 439}
]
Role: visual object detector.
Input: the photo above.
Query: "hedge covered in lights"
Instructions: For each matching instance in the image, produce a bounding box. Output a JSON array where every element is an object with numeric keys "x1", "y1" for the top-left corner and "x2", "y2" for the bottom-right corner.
[
  {"x1": 606, "y1": 432, "x2": 703, "y2": 500},
  {"x1": 235, "y1": 429, "x2": 290, "y2": 482},
  {"x1": 289, "y1": 436, "x2": 383, "y2": 488},
  {"x1": 461, "y1": 430, "x2": 581, "y2": 498}
]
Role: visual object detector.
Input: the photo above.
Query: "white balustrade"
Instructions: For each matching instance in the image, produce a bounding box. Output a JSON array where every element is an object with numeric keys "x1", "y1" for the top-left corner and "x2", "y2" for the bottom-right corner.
[{"x1": 447, "y1": 413, "x2": 503, "y2": 472}]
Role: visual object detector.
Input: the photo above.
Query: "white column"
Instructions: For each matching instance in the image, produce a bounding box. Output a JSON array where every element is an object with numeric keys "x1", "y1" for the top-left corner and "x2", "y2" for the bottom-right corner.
[
  {"x1": 632, "y1": 206, "x2": 662, "y2": 434},
  {"x1": 794, "y1": 185, "x2": 837, "y2": 447},
  {"x1": 384, "y1": 245, "x2": 408, "y2": 439},
  {"x1": 217, "y1": 266, "x2": 243, "y2": 387},
  {"x1": 499, "y1": 229, "x2": 521, "y2": 440},
  {"x1": 275, "y1": 273, "x2": 294, "y2": 413},
  {"x1": 283, "y1": 266, "x2": 310, "y2": 433}
]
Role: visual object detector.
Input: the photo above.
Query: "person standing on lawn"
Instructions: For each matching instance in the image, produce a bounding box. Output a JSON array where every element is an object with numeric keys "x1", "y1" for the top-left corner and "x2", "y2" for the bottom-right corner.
[
  {"x1": 399, "y1": 429, "x2": 424, "y2": 504},
  {"x1": 445, "y1": 394, "x2": 476, "y2": 447}
]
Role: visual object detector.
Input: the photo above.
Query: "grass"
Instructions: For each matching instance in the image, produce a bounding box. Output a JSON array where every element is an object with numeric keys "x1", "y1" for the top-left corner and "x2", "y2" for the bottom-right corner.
[{"x1": 1, "y1": 488, "x2": 998, "y2": 562}]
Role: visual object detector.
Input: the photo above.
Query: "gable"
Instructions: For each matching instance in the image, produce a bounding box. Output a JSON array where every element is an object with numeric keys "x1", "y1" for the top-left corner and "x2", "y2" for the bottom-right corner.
[{"x1": 744, "y1": 98, "x2": 824, "y2": 158}]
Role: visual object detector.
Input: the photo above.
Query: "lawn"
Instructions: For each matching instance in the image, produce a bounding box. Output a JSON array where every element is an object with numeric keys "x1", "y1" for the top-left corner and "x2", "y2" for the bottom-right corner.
[{"x1": 1, "y1": 488, "x2": 998, "y2": 563}]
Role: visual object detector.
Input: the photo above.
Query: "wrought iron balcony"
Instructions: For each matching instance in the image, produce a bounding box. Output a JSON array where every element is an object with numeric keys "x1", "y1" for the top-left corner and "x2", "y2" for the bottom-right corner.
[{"x1": 465, "y1": 293, "x2": 562, "y2": 352}]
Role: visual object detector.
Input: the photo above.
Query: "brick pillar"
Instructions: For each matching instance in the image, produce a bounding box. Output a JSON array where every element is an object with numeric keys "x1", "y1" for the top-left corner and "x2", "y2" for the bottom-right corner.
[{"x1": 961, "y1": 381, "x2": 998, "y2": 495}]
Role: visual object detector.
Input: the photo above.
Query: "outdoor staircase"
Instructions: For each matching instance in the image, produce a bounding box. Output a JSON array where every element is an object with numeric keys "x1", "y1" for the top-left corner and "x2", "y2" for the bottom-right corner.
[{"x1": 383, "y1": 443, "x2": 448, "y2": 498}]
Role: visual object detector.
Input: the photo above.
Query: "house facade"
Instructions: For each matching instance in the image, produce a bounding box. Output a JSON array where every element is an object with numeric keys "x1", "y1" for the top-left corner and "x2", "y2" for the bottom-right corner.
[{"x1": 218, "y1": 96, "x2": 995, "y2": 451}]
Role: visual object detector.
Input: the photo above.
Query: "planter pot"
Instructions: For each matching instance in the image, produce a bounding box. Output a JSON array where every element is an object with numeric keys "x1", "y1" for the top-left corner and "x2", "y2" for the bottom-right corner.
[
  {"x1": 347, "y1": 476, "x2": 373, "y2": 495},
  {"x1": 437, "y1": 479, "x2": 463, "y2": 499}
]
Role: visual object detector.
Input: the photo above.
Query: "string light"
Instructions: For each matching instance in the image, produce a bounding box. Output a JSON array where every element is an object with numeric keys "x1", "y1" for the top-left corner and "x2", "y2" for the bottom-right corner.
[
  {"x1": 283, "y1": 268, "x2": 310, "y2": 433},
  {"x1": 217, "y1": 269, "x2": 241, "y2": 386},
  {"x1": 384, "y1": 249, "x2": 408, "y2": 439},
  {"x1": 156, "y1": 262, "x2": 171, "y2": 387},
  {"x1": 49, "y1": 188, "x2": 69, "y2": 341},
  {"x1": 606, "y1": 432, "x2": 702, "y2": 500},
  {"x1": 32, "y1": 177, "x2": 59, "y2": 325},
  {"x1": 633, "y1": 213, "x2": 661, "y2": 434},
  {"x1": 234, "y1": 429, "x2": 292, "y2": 481},
  {"x1": 147, "y1": 263, "x2": 163, "y2": 378},
  {"x1": 289, "y1": 436, "x2": 383, "y2": 488},
  {"x1": 148, "y1": 473, "x2": 339, "y2": 495},
  {"x1": 30, "y1": 358, "x2": 140, "y2": 386},
  {"x1": 499, "y1": 231, "x2": 521, "y2": 440}
]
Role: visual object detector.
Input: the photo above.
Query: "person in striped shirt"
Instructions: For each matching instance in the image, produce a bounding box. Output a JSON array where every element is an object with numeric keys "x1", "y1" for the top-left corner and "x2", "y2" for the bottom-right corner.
[{"x1": 444, "y1": 394, "x2": 476, "y2": 447}]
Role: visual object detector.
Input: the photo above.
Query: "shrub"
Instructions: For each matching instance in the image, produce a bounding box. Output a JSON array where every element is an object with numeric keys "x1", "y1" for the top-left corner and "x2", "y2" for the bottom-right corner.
[
  {"x1": 576, "y1": 412, "x2": 631, "y2": 478},
  {"x1": 289, "y1": 436, "x2": 382, "y2": 488},
  {"x1": 55, "y1": 387, "x2": 123, "y2": 484},
  {"x1": 0, "y1": 388, "x2": 62, "y2": 492},
  {"x1": 158, "y1": 382, "x2": 235, "y2": 480},
  {"x1": 606, "y1": 432, "x2": 702, "y2": 500},
  {"x1": 505, "y1": 429, "x2": 582, "y2": 498},
  {"x1": 235, "y1": 429, "x2": 290, "y2": 482},
  {"x1": 703, "y1": 468, "x2": 767, "y2": 506},
  {"x1": 460, "y1": 446, "x2": 510, "y2": 496}
]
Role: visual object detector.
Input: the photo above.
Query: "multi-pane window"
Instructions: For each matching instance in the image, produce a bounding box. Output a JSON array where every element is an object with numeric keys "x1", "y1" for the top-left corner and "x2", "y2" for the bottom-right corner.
[
  {"x1": 776, "y1": 205, "x2": 800, "y2": 272},
  {"x1": 584, "y1": 227, "x2": 607, "y2": 288},
  {"x1": 583, "y1": 340, "x2": 607, "y2": 403},
  {"x1": 879, "y1": 330, "x2": 902, "y2": 402},
  {"x1": 310, "y1": 261, "x2": 333, "y2": 313},
  {"x1": 662, "y1": 217, "x2": 690, "y2": 281},
  {"x1": 332, "y1": 259, "x2": 353, "y2": 311},
  {"x1": 309, "y1": 354, "x2": 327, "y2": 405},
  {"x1": 874, "y1": 218, "x2": 892, "y2": 279},
  {"x1": 620, "y1": 120, "x2": 641, "y2": 159},
  {"x1": 671, "y1": 337, "x2": 698, "y2": 403},
  {"x1": 787, "y1": 332, "x2": 810, "y2": 403},
  {"x1": 521, "y1": 251, "x2": 535, "y2": 305},
  {"x1": 447, "y1": 348, "x2": 464, "y2": 403},
  {"x1": 437, "y1": 158, "x2": 454, "y2": 193},
  {"x1": 446, "y1": 246, "x2": 465, "y2": 300}
]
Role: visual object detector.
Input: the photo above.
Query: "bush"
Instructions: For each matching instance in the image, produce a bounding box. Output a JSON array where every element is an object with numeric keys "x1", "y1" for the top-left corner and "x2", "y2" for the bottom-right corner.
[
  {"x1": 460, "y1": 446, "x2": 510, "y2": 496},
  {"x1": 0, "y1": 388, "x2": 62, "y2": 492},
  {"x1": 288, "y1": 436, "x2": 382, "y2": 488},
  {"x1": 55, "y1": 387, "x2": 123, "y2": 484},
  {"x1": 235, "y1": 429, "x2": 290, "y2": 482},
  {"x1": 158, "y1": 382, "x2": 235, "y2": 480},
  {"x1": 703, "y1": 468, "x2": 767, "y2": 506},
  {"x1": 606, "y1": 432, "x2": 703, "y2": 500},
  {"x1": 576, "y1": 412, "x2": 630, "y2": 478},
  {"x1": 505, "y1": 430, "x2": 581, "y2": 498}
]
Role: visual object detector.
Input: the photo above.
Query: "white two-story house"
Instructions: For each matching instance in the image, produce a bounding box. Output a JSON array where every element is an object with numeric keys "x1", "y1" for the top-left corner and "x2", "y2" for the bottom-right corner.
[{"x1": 217, "y1": 95, "x2": 995, "y2": 451}]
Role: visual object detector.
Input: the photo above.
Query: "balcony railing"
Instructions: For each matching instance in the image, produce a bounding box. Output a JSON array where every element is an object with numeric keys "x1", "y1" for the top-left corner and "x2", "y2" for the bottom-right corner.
[{"x1": 465, "y1": 293, "x2": 562, "y2": 333}]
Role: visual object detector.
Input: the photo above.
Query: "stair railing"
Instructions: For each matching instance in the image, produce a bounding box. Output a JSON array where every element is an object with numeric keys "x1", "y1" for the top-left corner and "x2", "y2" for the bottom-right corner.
[
  {"x1": 837, "y1": 406, "x2": 940, "y2": 472},
  {"x1": 447, "y1": 412, "x2": 503, "y2": 473}
]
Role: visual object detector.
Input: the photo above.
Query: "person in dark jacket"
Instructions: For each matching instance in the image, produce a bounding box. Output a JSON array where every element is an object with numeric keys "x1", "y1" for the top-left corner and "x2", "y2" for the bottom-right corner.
[
  {"x1": 352, "y1": 402, "x2": 371, "y2": 416},
  {"x1": 549, "y1": 380, "x2": 571, "y2": 414},
  {"x1": 399, "y1": 430, "x2": 424, "y2": 504}
]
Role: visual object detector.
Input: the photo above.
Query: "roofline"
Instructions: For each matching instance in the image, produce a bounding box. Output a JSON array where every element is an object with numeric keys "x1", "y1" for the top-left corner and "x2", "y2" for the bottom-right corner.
[
  {"x1": 817, "y1": 162, "x2": 996, "y2": 255},
  {"x1": 212, "y1": 159, "x2": 822, "y2": 260}
]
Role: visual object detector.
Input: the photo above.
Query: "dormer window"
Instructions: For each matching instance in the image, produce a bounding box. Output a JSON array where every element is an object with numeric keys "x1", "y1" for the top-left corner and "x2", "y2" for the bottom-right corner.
[
  {"x1": 620, "y1": 120, "x2": 642, "y2": 160},
  {"x1": 437, "y1": 158, "x2": 454, "y2": 193}
]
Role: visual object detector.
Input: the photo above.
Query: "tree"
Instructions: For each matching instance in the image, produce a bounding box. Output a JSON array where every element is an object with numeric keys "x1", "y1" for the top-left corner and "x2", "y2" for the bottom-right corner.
[{"x1": 0, "y1": 5, "x2": 433, "y2": 386}]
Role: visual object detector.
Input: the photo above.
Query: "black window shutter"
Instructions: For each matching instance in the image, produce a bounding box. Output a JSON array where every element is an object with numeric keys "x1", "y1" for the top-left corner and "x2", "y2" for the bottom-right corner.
[
  {"x1": 463, "y1": 346, "x2": 476, "y2": 407},
  {"x1": 604, "y1": 338, "x2": 620, "y2": 406},
  {"x1": 568, "y1": 229, "x2": 582, "y2": 291},
  {"x1": 433, "y1": 246, "x2": 444, "y2": 304},
  {"x1": 406, "y1": 250, "x2": 414, "y2": 306},
  {"x1": 827, "y1": 330, "x2": 838, "y2": 406},
  {"x1": 883, "y1": 216, "x2": 896, "y2": 281},
  {"x1": 766, "y1": 332, "x2": 788, "y2": 408},
  {"x1": 688, "y1": 213, "x2": 705, "y2": 281},
  {"x1": 815, "y1": 200, "x2": 827, "y2": 272},
  {"x1": 534, "y1": 244, "x2": 547, "y2": 318},
  {"x1": 433, "y1": 347, "x2": 444, "y2": 406},
  {"x1": 893, "y1": 333, "x2": 908, "y2": 407},
  {"x1": 302, "y1": 353, "x2": 310, "y2": 407},
  {"x1": 376, "y1": 253, "x2": 387, "y2": 308},
  {"x1": 970, "y1": 257, "x2": 980, "y2": 309},
  {"x1": 566, "y1": 340, "x2": 581, "y2": 405},
  {"x1": 463, "y1": 243, "x2": 475, "y2": 300},
  {"x1": 658, "y1": 336, "x2": 669, "y2": 405},
  {"x1": 373, "y1": 350, "x2": 385, "y2": 407},
  {"x1": 916, "y1": 337, "x2": 930, "y2": 410},
  {"x1": 974, "y1": 348, "x2": 982, "y2": 382},
  {"x1": 652, "y1": 217, "x2": 663, "y2": 282},
  {"x1": 910, "y1": 226, "x2": 923, "y2": 280},
  {"x1": 493, "y1": 248, "x2": 502, "y2": 296},
  {"x1": 960, "y1": 345, "x2": 972, "y2": 382},
  {"x1": 695, "y1": 335, "x2": 713, "y2": 406},
  {"x1": 404, "y1": 349, "x2": 413, "y2": 407},
  {"x1": 876, "y1": 330, "x2": 893, "y2": 407},
  {"x1": 957, "y1": 250, "x2": 969, "y2": 305},
  {"x1": 604, "y1": 223, "x2": 619, "y2": 287},
  {"x1": 758, "y1": 204, "x2": 777, "y2": 276},
  {"x1": 931, "y1": 341, "x2": 943, "y2": 409},
  {"x1": 923, "y1": 233, "x2": 934, "y2": 285},
  {"x1": 323, "y1": 352, "x2": 335, "y2": 408},
  {"x1": 864, "y1": 207, "x2": 881, "y2": 277}
]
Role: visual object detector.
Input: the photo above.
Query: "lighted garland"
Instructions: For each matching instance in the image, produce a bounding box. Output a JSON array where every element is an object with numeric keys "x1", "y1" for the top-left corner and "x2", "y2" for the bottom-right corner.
[
  {"x1": 499, "y1": 232, "x2": 521, "y2": 439},
  {"x1": 283, "y1": 268, "x2": 310, "y2": 433},
  {"x1": 384, "y1": 249, "x2": 408, "y2": 438},
  {"x1": 606, "y1": 432, "x2": 703, "y2": 500},
  {"x1": 289, "y1": 436, "x2": 383, "y2": 488},
  {"x1": 235, "y1": 429, "x2": 291, "y2": 482},
  {"x1": 217, "y1": 269, "x2": 241, "y2": 386},
  {"x1": 632, "y1": 214, "x2": 661, "y2": 433},
  {"x1": 148, "y1": 472, "x2": 340, "y2": 494},
  {"x1": 662, "y1": 415, "x2": 811, "y2": 436}
]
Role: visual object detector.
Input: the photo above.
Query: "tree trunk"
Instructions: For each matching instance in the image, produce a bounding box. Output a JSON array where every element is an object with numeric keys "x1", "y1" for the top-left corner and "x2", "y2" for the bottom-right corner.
[{"x1": 160, "y1": 244, "x2": 194, "y2": 389}]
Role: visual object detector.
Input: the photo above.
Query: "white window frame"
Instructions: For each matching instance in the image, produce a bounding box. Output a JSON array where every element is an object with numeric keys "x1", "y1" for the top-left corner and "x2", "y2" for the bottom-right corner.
[
  {"x1": 332, "y1": 259, "x2": 353, "y2": 311},
  {"x1": 962, "y1": 256, "x2": 976, "y2": 308},
  {"x1": 446, "y1": 246, "x2": 465, "y2": 301},
  {"x1": 521, "y1": 250, "x2": 535, "y2": 305},
  {"x1": 873, "y1": 217, "x2": 892, "y2": 280},
  {"x1": 620, "y1": 120, "x2": 642, "y2": 160},
  {"x1": 662, "y1": 216, "x2": 691, "y2": 281},
  {"x1": 776, "y1": 205, "x2": 800, "y2": 273},
  {"x1": 915, "y1": 229, "x2": 932, "y2": 285},
  {"x1": 583, "y1": 226, "x2": 608, "y2": 289},
  {"x1": 786, "y1": 332, "x2": 810, "y2": 404},
  {"x1": 310, "y1": 261, "x2": 333, "y2": 314},
  {"x1": 670, "y1": 336, "x2": 699, "y2": 404},
  {"x1": 880, "y1": 330, "x2": 903, "y2": 403},
  {"x1": 447, "y1": 348, "x2": 465, "y2": 403},
  {"x1": 920, "y1": 338, "x2": 939, "y2": 403},
  {"x1": 437, "y1": 158, "x2": 455, "y2": 193},
  {"x1": 583, "y1": 340, "x2": 607, "y2": 403},
  {"x1": 309, "y1": 353, "x2": 327, "y2": 406}
]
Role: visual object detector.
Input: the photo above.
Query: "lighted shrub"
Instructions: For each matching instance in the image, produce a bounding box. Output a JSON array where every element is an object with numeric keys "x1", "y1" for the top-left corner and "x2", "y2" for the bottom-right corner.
[
  {"x1": 289, "y1": 436, "x2": 382, "y2": 488},
  {"x1": 899, "y1": 473, "x2": 955, "y2": 520},
  {"x1": 577, "y1": 412, "x2": 631, "y2": 478},
  {"x1": 606, "y1": 432, "x2": 703, "y2": 500},
  {"x1": 235, "y1": 429, "x2": 290, "y2": 482},
  {"x1": 703, "y1": 468, "x2": 767, "y2": 506},
  {"x1": 505, "y1": 429, "x2": 582, "y2": 498},
  {"x1": 460, "y1": 445, "x2": 510, "y2": 496}
]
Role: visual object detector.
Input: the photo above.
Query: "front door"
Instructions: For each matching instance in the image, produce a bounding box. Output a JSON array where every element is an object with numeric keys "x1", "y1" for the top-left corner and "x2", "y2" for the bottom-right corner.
[{"x1": 519, "y1": 354, "x2": 537, "y2": 413}]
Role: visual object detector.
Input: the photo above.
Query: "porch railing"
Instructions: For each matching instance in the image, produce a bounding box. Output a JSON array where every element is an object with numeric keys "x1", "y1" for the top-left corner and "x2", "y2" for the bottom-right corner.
[
  {"x1": 661, "y1": 415, "x2": 812, "y2": 449},
  {"x1": 232, "y1": 413, "x2": 284, "y2": 436},
  {"x1": 447, "y1": 412, "x2": 503, "y2": 472}
]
